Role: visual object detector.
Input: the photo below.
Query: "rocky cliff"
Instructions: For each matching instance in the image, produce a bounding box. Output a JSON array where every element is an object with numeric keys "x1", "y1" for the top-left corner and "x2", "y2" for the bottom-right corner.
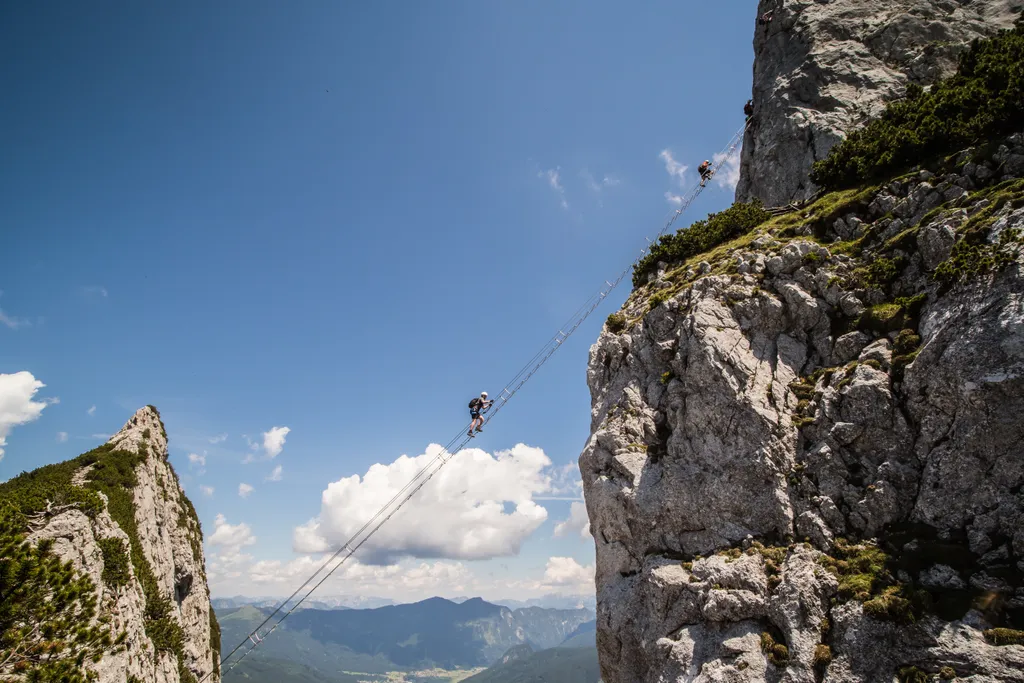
[
  {"x1": 0, "y1": 406, "x2": 219, "y2": 682},
  {"x1": 582, "y1": 132, "x2": 1024, "y2": 681},
  {"x1": 736, "y1": 0, "x2": 1021, "y2": 207},
  {"x1": 581, "y1": 14, "x2": 1024, "y2": 677}
]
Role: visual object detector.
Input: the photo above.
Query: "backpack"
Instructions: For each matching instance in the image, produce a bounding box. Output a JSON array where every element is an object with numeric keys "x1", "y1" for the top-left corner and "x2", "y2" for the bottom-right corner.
[{"x1": 469, "y1": 398, "x2": 482, "y2": 410}]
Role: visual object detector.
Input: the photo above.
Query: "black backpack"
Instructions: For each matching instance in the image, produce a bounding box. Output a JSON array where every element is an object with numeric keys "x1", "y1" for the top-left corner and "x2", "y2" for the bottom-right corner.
[{"x1": 469, "y1": 398, "x2": 482, "y2": 410}]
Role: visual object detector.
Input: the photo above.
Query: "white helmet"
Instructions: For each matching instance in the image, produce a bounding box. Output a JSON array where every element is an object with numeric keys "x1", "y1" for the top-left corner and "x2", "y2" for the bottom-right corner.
[{"x1": 481, "y1": 391, "x2": 488, "y2": 397}]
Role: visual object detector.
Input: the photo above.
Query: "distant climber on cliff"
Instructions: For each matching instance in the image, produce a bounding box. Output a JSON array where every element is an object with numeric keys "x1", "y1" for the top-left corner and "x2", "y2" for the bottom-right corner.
[
  {"x1": 698, "y1": 160, "x2": 714, "y2": 187},
  {"x1": 468, "y1": 392, "x2": 493, "y2": 437},
  {"x1": 759, "y1": 9, "x2": 774, "y2": 25},
  {"x1": 744, "y1": 99, "x2": 754, "y2": 119}
]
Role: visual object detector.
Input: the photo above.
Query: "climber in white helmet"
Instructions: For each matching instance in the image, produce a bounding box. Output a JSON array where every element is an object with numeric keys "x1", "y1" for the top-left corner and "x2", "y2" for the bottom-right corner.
[
  {"x1": 468, "y1": 391, "x2": 493, "y2": 437},
  {"x1": 698, "y1": 160, "x2": 714, "y2": 187}
]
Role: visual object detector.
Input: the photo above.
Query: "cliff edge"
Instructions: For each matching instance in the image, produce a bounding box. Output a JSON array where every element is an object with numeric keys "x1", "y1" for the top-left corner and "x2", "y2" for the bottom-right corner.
[
  {"x1": 736, "y1": 0, "x2": 1020, "y2": 207},
  {"x1": 0, "y1": 406, "x2": 220, "y2": 683},
  {"x1": 582, "y1": 14, "x2": 1024, "y2": 683}
]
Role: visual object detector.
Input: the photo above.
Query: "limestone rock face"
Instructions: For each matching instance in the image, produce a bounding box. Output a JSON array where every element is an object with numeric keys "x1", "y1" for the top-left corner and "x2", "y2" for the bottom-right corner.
[
  {"x1": 582, "y1": 136, "x2": 1024, "y2": 682},
  {"x1": 27, "y1": 407, "x2": 218, "y2": 683},
  {"x1": 735, "y1": 0, "x2": 1020, "y2": 207}
]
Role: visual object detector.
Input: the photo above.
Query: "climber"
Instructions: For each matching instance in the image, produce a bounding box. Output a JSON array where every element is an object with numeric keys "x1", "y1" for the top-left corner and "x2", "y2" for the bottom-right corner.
[
  {"x1": 744, "y1": 99, "x2": 754, "y2": 119},
  {"x1": 698, "y1": 160, "x2": 714, "y2": 187},
  {"x1": 758, "y1": 9, "x2": 774, "y2": 25},
  {"x1": 468, "y1": 392, "x2": 493, "y2": 437}
]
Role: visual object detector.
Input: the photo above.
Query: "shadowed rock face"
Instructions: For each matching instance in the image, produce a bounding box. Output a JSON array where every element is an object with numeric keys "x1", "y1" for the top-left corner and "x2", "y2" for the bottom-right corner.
[
  {"x1": 581, "y1": 135, "x2": 1024, "y2": 682},
  {"x1": 735, "y1": 0, "x2": 1021, "y2": 207}
]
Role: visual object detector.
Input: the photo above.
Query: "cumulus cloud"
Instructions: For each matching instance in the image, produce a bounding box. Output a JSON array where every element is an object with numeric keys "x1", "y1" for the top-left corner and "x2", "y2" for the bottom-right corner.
[
  {"x1": 538, "y1": 168, "x2": 568, "y2": 209},
  {"x1": 206, "y1": 514, "x2": 256, "y2": 582},
  {"x1": 713, "y1": 145, "x2": 743, "y2": 191},
  {"x1": 87, "y1": 405, "x2": 96, "y2": 417},
  {"x1": 209, "y1": 514, "x2": 256, "y2": 550},
  {"x1": 553, "y1": 502, "x2": 591, "y2": 539},
  {"x1": 0, "y1": 372, "x2": 54, "y2": 461},
  {"x1": 188, "y1": 452, "x2": 206, "y2": 468},
  {"x1": 263, "y1": 426, "x2": 290, "y2": 458},
  {"x1": 293, "y1": 443, "x2": 554, "y2": 563},
  {"x1": 200, "y1": 485, "x2": 215, "y2": 497},
  {"x1": 209, "y1": 433, "x2": 228, "y2": 444},
  {"x1": 540, "y1": 556, "x2": 594, "y2": 589},
  {"x1": 266, "y1": 464, "x2": 283, "y2": 482},
  {"x1": 56, "y1": 431, "x2": 68, "y2": 443},
  {"x1": 238, "y1": 483, "x2": 254, "y2": 498}
]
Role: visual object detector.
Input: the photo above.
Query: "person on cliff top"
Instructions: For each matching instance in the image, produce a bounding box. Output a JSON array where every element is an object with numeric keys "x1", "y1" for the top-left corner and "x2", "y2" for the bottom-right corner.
[
  {"x1": 744, "y1": 99, "x2": 754, "y2": 119},
  {"x1": 698, "y1": 160, "x2": 714, "y2": 187},
  {"x1": 468, "y1": 392, "x2": 493, "y2": 437}
]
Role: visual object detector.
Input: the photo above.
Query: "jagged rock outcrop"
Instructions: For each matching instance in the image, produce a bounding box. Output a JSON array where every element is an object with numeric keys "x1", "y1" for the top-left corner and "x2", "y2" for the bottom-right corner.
[
  {"x1": 581, "y1": 132, "x2": 1024, "y2": 681},
  {"x1": 18, "y1": 407, "x2": 219, "y2": 682},
  {"x1": 736, "y1": 0, "x2": 1021, "y2": 207}
]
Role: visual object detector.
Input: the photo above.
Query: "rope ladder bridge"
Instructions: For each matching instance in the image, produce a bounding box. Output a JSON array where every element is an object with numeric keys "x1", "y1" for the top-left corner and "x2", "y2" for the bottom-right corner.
[{"x1": 201, "y1": 120, "x2": 751, "y2": 682}]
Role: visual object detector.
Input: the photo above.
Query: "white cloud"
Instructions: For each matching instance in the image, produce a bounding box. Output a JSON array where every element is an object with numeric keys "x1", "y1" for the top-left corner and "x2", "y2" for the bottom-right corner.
[
  {"x1": 0, "y1": 309, "x2": 30, "y2": 330},
  {"x1": 266, "y1": 464, "x2": 283, "y2": 482},
  {"x1": 540, "y1": 557, "x2": 594, "y2": 589},
  {"x1": 664, "y1": 192, "x2": 684, "y2": 207},
  {"x1": 713, "y1": 145, "x2": 743, "y2": 191},
  {"x1": 188, "y1": 452, "x2": 206, "y2": 468},
  {"x1": 581, "y1": 169, "x2": 621, "y2": 194},
  {"x1": 238, "y1": 483, "x2": 254, "y2": 498},
  {"x1": 553, "y1": 502, "x2": 591, "y2": 540},
  {"x1": 659, "y1": 149, "x2": 688, "y2": 184},
  {"x1": 200, "y1": 485, "x2": 215, "y2": 497},
  {"x1": 293, "y1": 443, "x2": 554, "y2": 563},
  {"x1": 0, "y1": 372, "x2": 54, "y2": 461},
  {"x1": 209, "y1": 513, "x2": 256, "y2": 552},
  {"x1": 87, "y1": 405, "x2": 96, "y2": 416},
  {"x1": 91, "y1": 433, "x2": 109, "y2": 440},
  {"x1": 209, "y1": 433, "x2": 228, "y2": 444},
  {"x1": 206, "y1": 514, "x2": 256, "y2": 583},
  {"x1": 56, "y1": 431, "x2": 68, "y2": 443},
  {"x1": 263, "y1": 426, "x2": 290, "y2": 458},
  {"x1": 538, "y1": 168, "x2": 568, "y2": 210}
]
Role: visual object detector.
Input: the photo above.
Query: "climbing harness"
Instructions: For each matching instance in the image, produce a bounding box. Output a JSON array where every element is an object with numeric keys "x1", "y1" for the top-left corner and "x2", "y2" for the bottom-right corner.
[{"x1": 199, "y1": 118, "x2": 753, "y2": 683}]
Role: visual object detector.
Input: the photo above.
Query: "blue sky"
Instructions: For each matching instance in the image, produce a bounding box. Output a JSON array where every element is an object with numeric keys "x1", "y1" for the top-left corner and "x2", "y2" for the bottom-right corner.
[{"x1": 1, "y1": 0, "x2": 757, "y2": 604}]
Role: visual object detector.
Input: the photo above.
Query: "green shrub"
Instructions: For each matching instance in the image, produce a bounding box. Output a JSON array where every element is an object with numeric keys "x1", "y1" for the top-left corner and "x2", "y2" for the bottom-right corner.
[
  {"x1": 858, "y1": 294, "x2": 927, "y2": 334},
  {"x1": 854, "y1": 256, "x2": 905, "y2": 289},
  {"x1": 940, "y1": 666, "x2": 957, "y2": 680},
  {"x1": 897, "y1": 666, "x2": 929, "y2": 683},
  {"x1": 633, "y1": 201, "x2": 770, "y2": 286},
  {"x1": 606, "y1": 312, "x2": 627, "y2": 333},
  {"x1": 210, "y1": 606, "x2": 222, "y2": 677},
  {"x1": 812, "y1": 644, "x2": 832, "y2": 667},
  {"x1": 983, "y1": 627, "x2": 1024, "y2": 645},
  {"x1": 934, "y1": 226, "x2": 1021, "y2": 289},
  {"x1": 649, "y1": 289, "x2": 672, "y2": 308},
  {"x1": 0, "y1": 503, "x2": 118, "y2": 680},
  {"x1": 810, "y1": 15, "x2": 1024, "y2": 189},
  {"x1": 98, "y1": 537, "x2": 132, "y2": 589},
  {"x1": 893, "y1": 329, "x2": 922, "y2": 356},
  {"x1": 660, "y1": 371, "x2": 674, "y2": 385}
]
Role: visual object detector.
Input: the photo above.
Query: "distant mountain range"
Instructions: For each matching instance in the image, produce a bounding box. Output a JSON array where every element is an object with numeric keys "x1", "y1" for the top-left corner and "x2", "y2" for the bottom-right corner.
[
  {"x1": 212, "y1": 593, "x2": 595, "y2": 612},
  {"x1": 218, "y1": 596, "x2": 594, "y2": 681}
]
